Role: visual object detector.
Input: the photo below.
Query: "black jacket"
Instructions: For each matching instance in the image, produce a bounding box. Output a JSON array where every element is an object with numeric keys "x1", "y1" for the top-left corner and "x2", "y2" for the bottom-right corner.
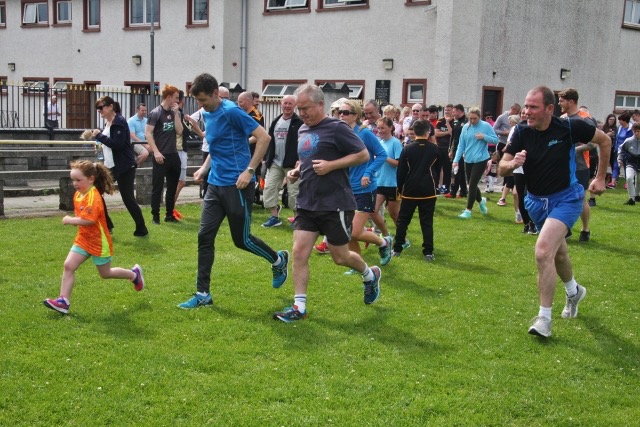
[
  {"x1": 96, "y1": 114, "x2": 136, "y2": 177},
  {"x1": 265, "y1": 113, "x2": 303, "y2": 169}
]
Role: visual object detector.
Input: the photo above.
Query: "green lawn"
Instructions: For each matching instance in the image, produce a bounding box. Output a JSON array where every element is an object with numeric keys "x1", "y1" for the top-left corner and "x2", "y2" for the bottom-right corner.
[{"x1": 1, "y1": 188, "x2": 639, "y2": 426}]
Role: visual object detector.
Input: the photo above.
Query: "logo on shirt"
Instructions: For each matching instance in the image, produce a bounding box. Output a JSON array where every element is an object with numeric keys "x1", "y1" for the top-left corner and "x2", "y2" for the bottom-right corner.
[
  {"x1": 298, "y1": 133, "x2": 319, "y2": 160},
  {"x1": 548, "y1": 139, "x2": 561, "y2": 147}
]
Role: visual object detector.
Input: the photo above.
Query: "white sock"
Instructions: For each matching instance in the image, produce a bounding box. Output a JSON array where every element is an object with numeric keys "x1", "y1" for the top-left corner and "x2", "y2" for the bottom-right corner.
[
  {"x1": 361, "y1": 266, "x2": 374, "y2": 282},
  {"x1": 196, "y1": 291, "x2": 209, "y2": 297},
  {"x1": 294, "y1": 294, "x2": 307, "y2": 313},
  {"x1": 538, "y1": 306, "x2": 552, "y2": 320},
  {"x1": 378, "y1": 238, "x2": 388, "y2": 248},
  {"x1": 564, "y1": 277, "x2": 578, "y2": 297},
  {"x1": 272, "y1": 254, "x2": 283, "y2": 267}
]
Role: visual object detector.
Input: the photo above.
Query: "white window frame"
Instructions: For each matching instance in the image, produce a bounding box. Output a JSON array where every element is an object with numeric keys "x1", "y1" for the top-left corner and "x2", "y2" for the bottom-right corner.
[
  {"x1": 262, "y1": 83, "x2": 300, "y2": 98},
  {"x1": 323, "y1": 0, "x2": 366, "y2": 7},
  {"x1": 0, "y1": 2, "x2": 6, "y2": 27},
  {"x1": 129, "y1": 0, "x2": 159, "y2": 27},
  {"x1": 266, "y1": 0, "x2": 307, "y2": 11},
  {"x1": 615, "y1": 93, "x2": 640, "y2": 110},
  {"x1": 406, "y1": 83, "x2": 425, "y2": 103},
  {"x1": 23, "y1": 2, "x2": 49, "y2": 25},
  {"x1": 57, "y1": 1, "x2": 72, "y2": 23},
  {"x1": 192, "y1": 0, "x2": 207, "y2": 23},
  {"x1": 624, "y1": 0, "x2": 640, "y2": 27}
]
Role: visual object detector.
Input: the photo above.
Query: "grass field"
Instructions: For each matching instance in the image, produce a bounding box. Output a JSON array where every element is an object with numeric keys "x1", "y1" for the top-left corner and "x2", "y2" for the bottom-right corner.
[{"x1": 1, "y1": 188, "x2": 639, "y2": 426}]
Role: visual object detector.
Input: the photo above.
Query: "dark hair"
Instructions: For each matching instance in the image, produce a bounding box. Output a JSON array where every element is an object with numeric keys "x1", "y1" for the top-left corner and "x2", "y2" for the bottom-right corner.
[
  {"x1": 530, "y1": 86, "x2": 556, "y2": 107},
  {"x1": 376, "y1": 117, "x2": 394, "y2": 128},
  {"x1": 178, "y1": 90, "x2": 185, "y2": 102},
  {"x1": 191, "y1": 73, "x2": 219, "y2": 96},
  {"x1": 454, "y1": 104, "x2": 465, "y2": 112},
  {"x1": 95, "y1": 96, "x2": 121, "y2": 114},
  {"x1": 136, "y1": 103, "x2": 146, "y2": 110},
  {"x1": 632, "y1": 122, "x2": 640, "y2": 131},
  {"x1": 427, "y1": 105, "x2": 439, "y2": 113},
  {"x1": 251, "y1": 91, "x2": 260, "y2": 99},
  {"x1": 558, "y1": 87, "x2": 579, "y2": 103},
  {"x1": 412, "y1": 119, "x2": 431, "y2": 137},
  {"x1": 602, "y1": 113, "x2": 617, "y2": 133},
  {"x1": 619, "y1": 113, "x2": 631, "y2": 123},
  {"x1": 69, "y1": 160, "x2": 115, "y2": 195}
]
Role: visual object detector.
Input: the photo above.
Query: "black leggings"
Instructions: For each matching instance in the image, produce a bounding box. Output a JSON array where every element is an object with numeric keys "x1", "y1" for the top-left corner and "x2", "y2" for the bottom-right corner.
[
  {"x1": 465, "y1": 161, "x2": 486, "y2": 210},
  {"x1": 514, "y1": 173, "x2": 531, "y2": 224}
]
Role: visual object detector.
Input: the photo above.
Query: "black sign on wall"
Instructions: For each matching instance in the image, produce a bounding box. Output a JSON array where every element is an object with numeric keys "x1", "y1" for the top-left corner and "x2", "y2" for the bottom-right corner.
[{"x1": 375, "y1": 80, "x2": 391, "y2": 105}]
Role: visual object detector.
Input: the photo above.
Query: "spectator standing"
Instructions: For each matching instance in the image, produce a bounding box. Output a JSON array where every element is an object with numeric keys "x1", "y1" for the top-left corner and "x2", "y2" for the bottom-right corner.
[
  {"x1": 618, "y1": 122, "x2": 640, "y2": 205},
  {"x1": 447, "y1": 104, "x2": 468, "y2": 199},
  {"x1": 145, "y1": 84, "x2": 183, "y2": 224},
  {"x1": 127, "y1": 103, "x2": 150, "y2": 166},
  {"x1": 45, "y1": 94, "x2": 61, "y2": 128}
]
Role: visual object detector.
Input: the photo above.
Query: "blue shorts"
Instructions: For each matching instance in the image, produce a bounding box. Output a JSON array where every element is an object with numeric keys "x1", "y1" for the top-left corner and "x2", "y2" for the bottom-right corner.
[
  {"x1": 354, "y1": 191, "x2": 376, "y2": 213},
  {"x1": 71, "y1": 245, "x2": 112, "y2": 266},
  {"x1": 525, "y1": 183, "x2": 584, "y2": 231}
]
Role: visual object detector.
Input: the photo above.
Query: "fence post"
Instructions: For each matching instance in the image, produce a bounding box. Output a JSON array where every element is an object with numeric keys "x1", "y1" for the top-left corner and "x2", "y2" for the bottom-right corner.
[
  {"x1": 59, "y1": 176, "x2": 75, "y2": 211},
  {"x1": 135, "y1": 168, "x2": 153, "y2": 205},
  {"x1": 0, "y1": 180, "x2": 5, "y2": 217}
]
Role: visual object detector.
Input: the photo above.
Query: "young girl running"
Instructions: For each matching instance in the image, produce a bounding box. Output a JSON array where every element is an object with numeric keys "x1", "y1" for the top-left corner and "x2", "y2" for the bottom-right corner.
[{"x1": 44, "y1": 160, "x2": 145, "y2": 314}]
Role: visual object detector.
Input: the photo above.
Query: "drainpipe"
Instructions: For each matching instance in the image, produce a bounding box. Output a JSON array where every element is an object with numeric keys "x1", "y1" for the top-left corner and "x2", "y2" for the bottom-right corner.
[{"x1": 240, "y1": 0, "x2": 248, "y2": 89}]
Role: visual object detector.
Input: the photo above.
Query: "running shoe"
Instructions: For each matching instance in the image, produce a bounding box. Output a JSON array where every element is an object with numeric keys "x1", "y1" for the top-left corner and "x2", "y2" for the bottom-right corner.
[
  {"x1": 131, "y1": 264, "x2": 145, "y2": 291},
  {"x1": 314, "y1": 241, "x2": 330, "y2": 254},
  {"x1": 363, "y1": 266, "x2": 381, "y2": 305},
  {"x1": 458, "y1": 210, "x2": 472, "y2": 219},
  {"x1": 479, "y1": 197, "x2": 488, "y2": 215},
  {"x1": 561, "y1": 285, "x2": 587, "y2": 319},
  {"x1": 272, "y1": 250, "x2": 289, "y2": 288},
  {"x1": 379, "y1": 236, "x2": 393, "y2": 266},
  {"x1": 43, "y1": 297, "x2": 69, "y2": 314},
  {"x1": 178, "y1": 293, "x2": 213, "y2": 309},
  {"x1": 262, "y1": 216, "x2": 282, "y2": 228},
  {"x1": 497, "y1": 198, "x2": 507, "y2": 206},
  {"x1": 273, "y1": 305, "x2": 307, "y2": 322},
  {"x1": 528, "y1": 316, "x2": 552, "y2": 338}
]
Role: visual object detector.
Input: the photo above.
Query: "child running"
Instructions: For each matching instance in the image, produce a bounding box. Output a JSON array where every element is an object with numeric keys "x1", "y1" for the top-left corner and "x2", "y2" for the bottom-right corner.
[{"x1": 43, "y1": 160, "x2": 145, "y2": 314}]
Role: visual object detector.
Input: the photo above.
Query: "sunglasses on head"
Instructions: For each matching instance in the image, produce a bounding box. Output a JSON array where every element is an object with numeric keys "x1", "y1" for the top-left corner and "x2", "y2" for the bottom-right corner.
[{"x1": 338, "y1": 110, "x2": 355, "y2": 116}]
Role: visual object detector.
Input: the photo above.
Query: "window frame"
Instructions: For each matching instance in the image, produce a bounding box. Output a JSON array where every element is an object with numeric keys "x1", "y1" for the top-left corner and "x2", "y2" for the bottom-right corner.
[
  {"x1": 22, "y1": 77, "x2": 49, "y2": 97},
  {"x1": 623, "y1": 0, "x2": 640, "y2": 29},
  {"x1": 53, "y1": 0, "x2": 72, "y2": 26},
  {"x1": 125, "y1": 0, "x2": 160, "y2": 30},
  {"x1": 404, "y1": 0, "x2": 431, "y2": 5},
  {"x1": 187, "y1": 0, "x2": 208, "y2": 27},
  {"x1": 83, "y1": 0, "x2": 100, "y2": 31},
  {"x1": 261, "y1": 79, "x2": 307, "y2": 98},
  {"x1": 21, "y1": 1, "x2": 49, "y2": 27},
  {"x1": 314, "y1": 79, "x2": 365, "y2": 100},
  {"x1": 316, "y1": 0, "x2": 368, "y2": 12},
  {"x1": 402, "y1": 79, "x2": 427, "y2": 106},
  {"x1": 614, "y1": 90, "x2": 640, "y2": 112},
  {"x1": 0, "y1": 2, "x2": 6, "y2": 28},
  {"x1": 264, "y1": 0, "x2": 310, "y2": 14}
]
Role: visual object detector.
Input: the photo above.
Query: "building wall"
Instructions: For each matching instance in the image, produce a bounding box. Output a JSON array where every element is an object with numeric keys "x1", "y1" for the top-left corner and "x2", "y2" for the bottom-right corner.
[{"x1": 1, "y1": 0, "x2": 639, "y2": 123}]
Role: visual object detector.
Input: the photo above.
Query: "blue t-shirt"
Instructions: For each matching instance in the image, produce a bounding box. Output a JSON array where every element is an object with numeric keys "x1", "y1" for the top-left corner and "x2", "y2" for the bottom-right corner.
[
  {"x1": 202, "y1": 100, "x2": 259, "y2": 186},
  {"x1": 349, "y1": 126, "x2": 387, "y2": 195},
  {"x1": 377, "y1": 136, "x2": 403, "y2": 187},
  {"x1": 127, "y1": 115, "x2": 147, "y2": 142}
]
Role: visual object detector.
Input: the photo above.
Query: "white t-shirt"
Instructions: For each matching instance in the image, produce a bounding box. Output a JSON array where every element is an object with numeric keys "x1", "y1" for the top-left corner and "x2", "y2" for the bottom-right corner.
[{"x1": 101, "y1": 125, "x2": 115, "y2": 169}]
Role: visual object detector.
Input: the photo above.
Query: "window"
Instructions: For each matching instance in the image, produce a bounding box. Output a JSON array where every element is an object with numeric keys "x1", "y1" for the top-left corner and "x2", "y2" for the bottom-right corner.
[
  {"x1": 54, "y1": 0, "x2": 72, "y2": 25},
  {"x1": 0, "y1": 2, "x2": 6, "y2": 28},
  {"x1": 402, "y1": 79, "x2": 426, "y2": 105},
  {"x1": 624, "y1": 0, "x2": 640, "y2": 28},
  {"x1": 187, "y1": 0, "x2": 208, "y2": 26},
  {"x1": 22, "y1": 2, "x2": 49, "y2": 26},
  {"x1": 266, "y1": 0, "x2": 309, "y2": 12},
  {"x1": 404, "y1": 0, "x2": 431, "y2": 5},
  {"x1": 127, "y1": 0, "x2": 159, "y2": 28},
  {"x1": 261, "y1": 80, "x2": 307, "y2": 98},
  {"x1": 315, "y1": 80, "x2": 364, "y2": 99},
  {"x1": 318, "y1": 0, "x2": 367, "y2": 11},
  {"x1": 83, "y1": 0, "x2": 99, "y2": 30},
  {"x1": 615, "y1": 91, "x2": 640, "y2": 111}
]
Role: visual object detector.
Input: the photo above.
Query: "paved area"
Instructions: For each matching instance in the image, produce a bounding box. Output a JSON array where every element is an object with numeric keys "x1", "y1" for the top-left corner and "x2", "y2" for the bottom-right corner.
[{"x1": 2, "y1": 181, "x2": 202, "y2": 219}]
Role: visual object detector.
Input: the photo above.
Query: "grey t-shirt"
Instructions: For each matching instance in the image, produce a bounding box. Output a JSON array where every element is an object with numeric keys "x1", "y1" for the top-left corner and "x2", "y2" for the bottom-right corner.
[
  {"x1": 296, "y1": 117, "x2": 365, "y2": 212},
  {"x1": 147, "y1": 105, "x2": 178, "y2": 155},
  {"x1": 273, "y1": 116, "x2": 291, "y2": 167}
]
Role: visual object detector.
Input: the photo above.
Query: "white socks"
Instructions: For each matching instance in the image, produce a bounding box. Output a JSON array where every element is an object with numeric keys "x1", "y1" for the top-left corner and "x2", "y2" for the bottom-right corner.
[
  {"x1": 564, "y1": 277, "x2": 578, "y2": 297},
  {"x1": 538, "y1": 306, "x2": 552, "y2": 320}
]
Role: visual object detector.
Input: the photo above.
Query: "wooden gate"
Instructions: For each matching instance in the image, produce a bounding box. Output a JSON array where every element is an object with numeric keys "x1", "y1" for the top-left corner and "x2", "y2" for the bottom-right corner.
[{"x1": 65, "y1": 84, "x2": 95, "y2": 129}]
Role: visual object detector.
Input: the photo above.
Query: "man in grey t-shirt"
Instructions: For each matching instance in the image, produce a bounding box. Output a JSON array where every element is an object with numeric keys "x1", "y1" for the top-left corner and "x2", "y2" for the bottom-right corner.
[{"x1": 273, "y1": 84, "x2": 383, "y2": 323}]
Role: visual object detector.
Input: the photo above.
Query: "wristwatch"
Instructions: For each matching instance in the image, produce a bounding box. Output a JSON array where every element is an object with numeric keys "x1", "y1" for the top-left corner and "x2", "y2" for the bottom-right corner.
[{"x1": 246, "y1": 167, "x2": 255, "y2": 175}]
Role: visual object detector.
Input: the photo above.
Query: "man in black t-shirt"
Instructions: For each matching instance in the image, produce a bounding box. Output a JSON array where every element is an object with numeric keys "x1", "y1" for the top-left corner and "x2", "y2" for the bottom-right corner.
[
  {"x1": 273, "y1": 84, "x2": 381, "y2": 323},
  {"x1": 499, "y1": 86, "x2": 610, "y2": 338}
]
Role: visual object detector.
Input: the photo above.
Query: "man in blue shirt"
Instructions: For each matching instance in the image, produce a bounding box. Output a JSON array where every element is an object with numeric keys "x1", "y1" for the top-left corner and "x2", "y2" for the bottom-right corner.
[
  {"x1": 127, "y1": 103, "x2": 150, "y2": 166},
  {"x1": 178, "y1": 73, "x2": 289, "y2": 310}
]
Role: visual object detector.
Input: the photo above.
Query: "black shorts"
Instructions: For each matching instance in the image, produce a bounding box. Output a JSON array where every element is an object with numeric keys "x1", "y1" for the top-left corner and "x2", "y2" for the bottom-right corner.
[
  {"x1": 376, "y1": 186, "x2": 398, "y2": 202},
  {"x1": 355, "y1": 191, "x2": 376, "y2": 213},
  {"x1": 576, "y1": 169, "x2": 590, "y2": 191},
  {"x1": 503, "y1": 175, "x2": 514, "y2": 189},
  {"x1": 294, "y1": 209, "x2": 354, "y2": 246}
]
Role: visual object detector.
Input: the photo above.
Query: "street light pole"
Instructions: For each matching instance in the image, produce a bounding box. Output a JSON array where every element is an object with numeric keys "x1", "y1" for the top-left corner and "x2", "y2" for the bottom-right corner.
[{"x1": 149, "y1": 0, "x2": 155, "y2": 111}]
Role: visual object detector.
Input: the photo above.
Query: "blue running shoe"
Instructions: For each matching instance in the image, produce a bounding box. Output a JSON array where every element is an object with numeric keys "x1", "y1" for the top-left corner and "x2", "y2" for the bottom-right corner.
[
  {"x1": 363, "y1": 266, "x2": 381, "y2": 304},
  {"x1": 379, "y1": 235, "x2": 393, "y2": 266},
  {"x1": 402, "y1": 239, "x2": 411, "y2": 250},
  {"x1": 178, "y1": 293, "x2": 213, "y2": 309},
  {"x1": 273, "y1": 305, "x2": 307, "y2": 322},
  {"x1": 458, "y1": 210, "x2": 472, "y2": 219},
  {"x1": 272, "y1": 250, "x2": 289, "y2": 288},
  {"x1": 262, "y1": 216, "x2": 282, "y2": 228},
  {"x1": 479, "y1": 197, "x2": 488, "y2": 215}
]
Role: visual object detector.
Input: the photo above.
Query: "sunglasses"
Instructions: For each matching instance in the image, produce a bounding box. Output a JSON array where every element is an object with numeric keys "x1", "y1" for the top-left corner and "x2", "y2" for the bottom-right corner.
[
  {"x1": 95, "y1": 105, "x2": 106, "y2": 111},
  {"x1": 338, "y1": 110, "x2": 355, "y2": 116},
  {"x1": 412, "y1": 110, "x2": 420, "y2": 113}
]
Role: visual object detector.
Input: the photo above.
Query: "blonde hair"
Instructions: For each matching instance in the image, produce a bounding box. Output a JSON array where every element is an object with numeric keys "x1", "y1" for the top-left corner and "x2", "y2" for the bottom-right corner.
[
  {"x1": 342, "y1": 99, "x2": 363, "y2": 121},
  {"x1": 468, "y1": 107, "x2": 482, "y2": 117},
  {"x1": 508, "y1": 114, "x2": 522, "y2": 125},
  {"x1": 382, "y1": 104, "x2": 398, "y2": 115}
]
